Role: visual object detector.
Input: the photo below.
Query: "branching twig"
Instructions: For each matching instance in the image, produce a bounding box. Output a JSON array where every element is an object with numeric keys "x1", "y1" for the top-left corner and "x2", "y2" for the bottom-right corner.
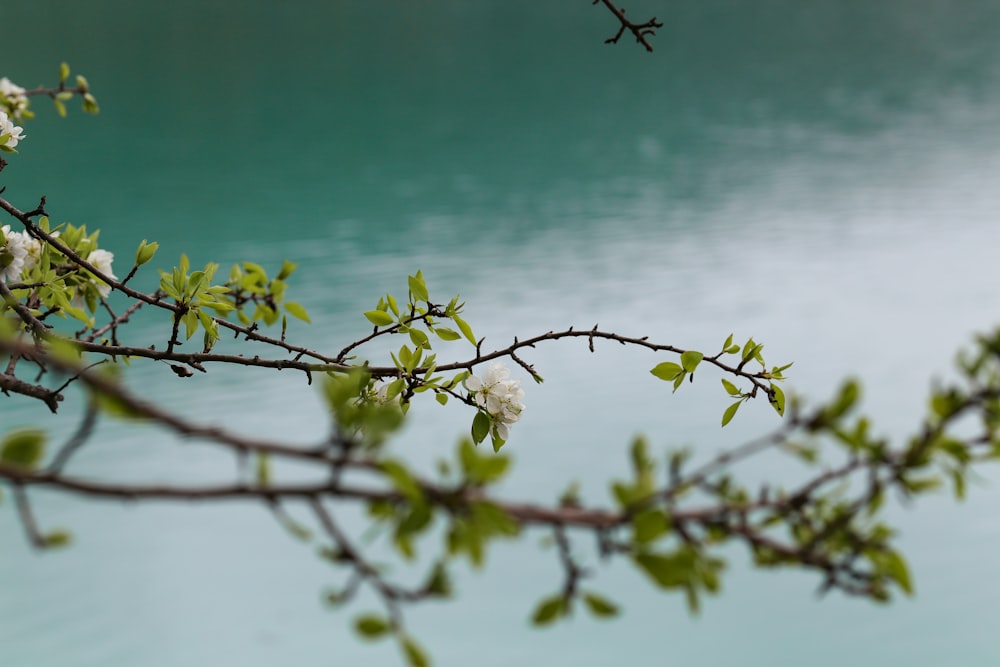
[{"x1": 594, "y1": 0, "x2": 664, "y2": 52}]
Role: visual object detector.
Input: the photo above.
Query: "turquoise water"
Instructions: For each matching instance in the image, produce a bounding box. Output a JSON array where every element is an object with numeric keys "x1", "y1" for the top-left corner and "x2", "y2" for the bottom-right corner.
[{"x1": 2, "y1": 2, "x2": 1000, "y2": 665}]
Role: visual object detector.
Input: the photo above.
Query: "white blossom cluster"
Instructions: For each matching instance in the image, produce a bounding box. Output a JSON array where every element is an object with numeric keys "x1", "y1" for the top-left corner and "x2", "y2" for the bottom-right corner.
[
  {"x1": 465, "y1": 362, "x2": 525, "y2": 440},
  {"x1": 0, "y1": 77, "x2": 29, "y2": 121},
  {"x1": 0, "y1": 225, "x2": 116, "y2": 298},
  {"x1": 0, "y1": 111, "x2": 25, "y2": 151},
  {"x1": 0, "y1": 225, "x2": 38, "y2": 283}
]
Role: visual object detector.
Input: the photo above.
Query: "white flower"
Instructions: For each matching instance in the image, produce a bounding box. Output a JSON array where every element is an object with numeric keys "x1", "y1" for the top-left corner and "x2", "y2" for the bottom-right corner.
[
  {"x1": 370, "y1": 380, "x2": 400, "y2": 405},
  {"x1": 86, "y1": 248, "x2": 116, "y2": 297},
  {"x1": 0, "y1": 225, "x2": 30, "y2": 283},
  {"x1": 0, "y1": 111, "x2": 26, "y2": 149},
  {"x1": 0, "y1": 78, "x2": 28, "y2": 120},
  {"x1": 20, "y1": 234, "x2": 42, "y2": 274},
  {"x1": 465, "y1": 362, "x2": 526, "y2": 440}
]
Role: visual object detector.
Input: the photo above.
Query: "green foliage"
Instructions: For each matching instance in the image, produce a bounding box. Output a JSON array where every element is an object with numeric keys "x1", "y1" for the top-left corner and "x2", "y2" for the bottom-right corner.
[
  {"x1": 0, "y1": 429, "x2": 46, "y2": 469},
  {"x1": 582, "y1": 591, "x2": 619, "y2": 618},
  {"x1": 6, "y1": 65, "x2": 1000, "y2": 667},
  {"x1": 648, "y1": 335, "x2": 790, "y2": 425},
  {"x1": 355, "y1": 613, "x2": 392, "y2": 639},
  {"x1": 531, "y1": 595, "x2": 567, "y2": 626}
]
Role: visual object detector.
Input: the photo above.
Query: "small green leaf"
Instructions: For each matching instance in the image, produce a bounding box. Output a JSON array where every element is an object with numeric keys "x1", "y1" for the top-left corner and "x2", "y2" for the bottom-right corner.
[
  {"x1": 471, "y1": 411, "x2": 490, "y2": 444},
  {"x1": 0, "y1": 429, "x2": 47, "y2": 469},
  {"x1": 408, "y1": 328, "x2": 430, "y2": 349},
  {"x1": 364, "y1": 310, "x2": 395, "y2": 327},
  {"x1": 435, "y1": 327, "x2": 461, "y2": 341},
  {"x1": 883, "y1": 551, "x2": 913, "y2": 595},
  {"x1": 680, "y1": 350, "x2": 703, "y2": 373},
  {"x1": 408, "y1": 271, "x2": 429, "y2": 303},
  {"x1": 721, "y1": 378, "x2": 741, "y2": 396},
  {"x1": 632, "y1": 508, "x2": 670, "y2": 544},
  {"x1": 453, "y1": 314, "x2": 476, "y2": 345},
  {"x1": 769, "y1": 383, "x2": 786, "y2": 416},
  {"x1": 355, "y1": 614, "x2": 391, "y2": 640},
  {"x1": 582, "y1": 592, "x2": 620, "y2": 618},
  {"x1": 424, "y1": 561, "x2": 452, "y2": 597},
  {"x1": 721, "y1": 401, "x2": 741, "y2": 427},
  {"x1": 435, "y1": 393, "x2": 448, "y2": 406},
  {"x1": 531, "y1": 595, "x2": 566, "y2": 626},
  {"x1": 476, "y1": 455, "x2": 511, "y2": 485},
  {"x1": 826, "y1": 379, "x2": 860, "y2": 420},
  {"x1": 59, "y1": 62, "x2": 70, "y2": 84},
  {"x1": 284, "y1": 302, "x2": 311, "y2": 323},
  {"x1": 633, "y1": 551, "x2": 691, "y2": 589},
  {"x1": 650, "y1": 362, "x2": 683, "y2": 382},
  {"x1": 276, "y1": 259, "x2": 298, "y2": 281},
  {"x1": 400, "y1": 636, "x2": 429, "y2": 667},
  {"x1": 134, "y1": 239, "x2": 159, "y2": 266},
  {"x1": 42, "y1": 530, "x2": 72, "y2": 549},
  {"x1": 380, "y1": 460, "x2": 423, "y2": 502}
]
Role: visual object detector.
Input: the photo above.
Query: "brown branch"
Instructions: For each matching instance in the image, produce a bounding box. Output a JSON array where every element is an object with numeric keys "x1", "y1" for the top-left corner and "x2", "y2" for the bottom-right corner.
[{"x1": 594, "y1": 0, "x2": 663, "y2": 52}]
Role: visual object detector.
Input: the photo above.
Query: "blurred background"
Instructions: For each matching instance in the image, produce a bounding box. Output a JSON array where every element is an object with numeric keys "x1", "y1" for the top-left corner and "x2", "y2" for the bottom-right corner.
[{"x1": 2, "y1": 1, "x2": 1000, "y2": 665}]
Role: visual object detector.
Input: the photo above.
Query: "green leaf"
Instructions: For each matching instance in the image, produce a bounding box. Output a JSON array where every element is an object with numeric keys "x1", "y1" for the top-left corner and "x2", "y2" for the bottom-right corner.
[
  {"x1": 435, "y1": 392, "x2": 448, "y2": 406},
  {"x1": 435, "y1": 327, "x2": 461, "y2": 341},
  {"x1": 582, "y1": 592, "x2": 620, "y2": 618},
  {"x1": 276, "y1": 259, "x2": 298, "y2": 281},
  {"x1": 42, "y1": 530, "x2": 72, "y2": 549},
  {"x1": 531, "y1": 595, "x2": 566, "y2": 626},
  {"x1": 59, "y1": 62, "x2": 70, "y2": 84},
  {"x1": 769, "y1": 383, "x2": 786, "y2": 416},
  {"x1": 650, "y1": 362, "x2": 683, "y2": 382},
  {"x1": 632, "y1": 508, "x2": 670, "y2": 544},
  {"x1": 721, "y1": 378, "x2": 741, "y2": 396},
  {"x1": 408, "y1": 328, "x2": 430, "y2": 349},
  {"x1": 408, "y1": 271, "x2": 429, "y2": 303},
  {"x1": 828, "y1": 379, "x2": 860, "y2": 419},
  {"x1": 453, "y1": 314, "x2": 476, "y2": 345},
  {"x1": 385, "y1": 377, "x2": 406, "y2": 400},
  {"x1": 400, "y1": 636, "x2": 429, "y2": 667},
  {"x1": 721, "y1": 400, "x2": 741, "y2": 427},
  {"x1": 380, "y1": 460, "x2": 423, "y2": 502},
  {"x1": 475, "y1": 455, "x2": 511, "y2": 485},
  {"x1": 680, "y1": 350, "x2": 703, "y2": 373},
  {"x1": 633, "y1": 551, "x2": 690, "y2": 589},
  {"x1": 284, "y1": 301, "x2": 311, "y2": 323},
  {"x1": 183, "y1": 308, "x2": 199, "y2": 339},
  {"x1": 134, "y1": 239, "x2": 159, "y2": 266},
  {"x1": 885, "y1": 551, "x2": 913, "y2": 595},
  {"x1": 0, "y1": 429, "x2": 47, "y2": 469},
  {"x1": 471, "y1": 411, "x2": 490, "y2": 444},
  {"x1": 424, "y1": 561, "x2": 452, "y2": 597},
  {"x1": 354, "y1": 614, "x2": 391, "y2": 640},
  {"x1": 364, "y1": 310, "x2": 395, "y2": 327}
]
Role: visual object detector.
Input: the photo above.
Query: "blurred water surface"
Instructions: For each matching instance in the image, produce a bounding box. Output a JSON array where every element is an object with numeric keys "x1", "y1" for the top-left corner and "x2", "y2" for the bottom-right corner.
[{"x1": 2, "y1": 2, "x2": 1000, "y2": 665}]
